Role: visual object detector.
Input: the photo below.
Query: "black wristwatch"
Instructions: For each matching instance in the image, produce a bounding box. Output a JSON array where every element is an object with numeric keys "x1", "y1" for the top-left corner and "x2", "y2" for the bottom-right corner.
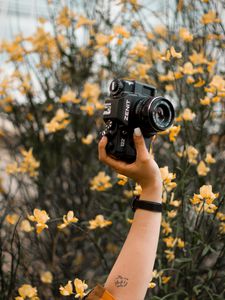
[{"x1": 132, "y1": 196, "x2": 163, "y2": 213}]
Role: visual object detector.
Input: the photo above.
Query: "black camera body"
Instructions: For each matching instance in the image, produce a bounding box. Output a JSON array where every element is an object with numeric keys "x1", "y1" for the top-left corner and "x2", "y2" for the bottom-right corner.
[{"x1": 101, "y1": 79, "x2": 175, "y2": 163}]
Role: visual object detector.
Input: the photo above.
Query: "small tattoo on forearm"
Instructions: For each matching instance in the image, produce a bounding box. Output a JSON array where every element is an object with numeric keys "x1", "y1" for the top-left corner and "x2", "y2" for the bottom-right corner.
[{"x1": 115, "y1": 275, "x2": 128, "y2": 287}]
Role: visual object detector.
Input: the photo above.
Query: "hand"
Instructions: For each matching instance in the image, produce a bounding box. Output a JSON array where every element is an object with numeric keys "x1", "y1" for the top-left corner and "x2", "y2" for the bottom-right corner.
[{"x1": 98, "y1": 128, "x2": 162, "y2": 201}]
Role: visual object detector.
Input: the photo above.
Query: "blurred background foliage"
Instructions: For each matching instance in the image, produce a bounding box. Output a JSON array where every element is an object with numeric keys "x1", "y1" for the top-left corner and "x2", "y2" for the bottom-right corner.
[{"x1": 0, "y1": 0, "x2": 224, "y2": 299}]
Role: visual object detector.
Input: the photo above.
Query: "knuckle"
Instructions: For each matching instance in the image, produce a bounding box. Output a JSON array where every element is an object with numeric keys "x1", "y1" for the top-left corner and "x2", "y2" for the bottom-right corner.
[{"x1": 139, "y1": 155, "x2": 150, "y2": 164}]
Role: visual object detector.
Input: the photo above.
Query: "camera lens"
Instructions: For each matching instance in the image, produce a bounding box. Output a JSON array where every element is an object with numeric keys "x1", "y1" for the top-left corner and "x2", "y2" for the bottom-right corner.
[
  {"x1": 135, "y1": 96, "x2": 174, "y2": 132},
  {"x1": 153, "y1": 102, "x2": 171, "y2": 128}
]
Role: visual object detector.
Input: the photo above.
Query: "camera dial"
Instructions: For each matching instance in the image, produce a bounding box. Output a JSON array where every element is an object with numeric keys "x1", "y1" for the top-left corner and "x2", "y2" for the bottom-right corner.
[{"x1": 110, "y1": 79, "x2": 124, "y2": 96}]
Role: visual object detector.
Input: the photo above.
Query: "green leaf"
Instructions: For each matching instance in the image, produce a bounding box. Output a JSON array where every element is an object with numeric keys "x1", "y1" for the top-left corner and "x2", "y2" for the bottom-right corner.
[
  {"x1": 175, "y1": 257, "x2": 192, "y2": 263},
  {"x1": 193, "y1": 284, "x2": 202, "y2": 296},
  {"x1": 202, "y1": 245, "x2": 210, "y2": 256},
  {"x1": 160, "y1": 290, "x2": 188, "y2": 299}
]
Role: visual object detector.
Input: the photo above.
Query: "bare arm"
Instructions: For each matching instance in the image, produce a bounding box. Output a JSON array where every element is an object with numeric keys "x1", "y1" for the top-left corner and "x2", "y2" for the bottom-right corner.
[{"x1": 98, "y1": 128, "x2": 162, "y2": 300}]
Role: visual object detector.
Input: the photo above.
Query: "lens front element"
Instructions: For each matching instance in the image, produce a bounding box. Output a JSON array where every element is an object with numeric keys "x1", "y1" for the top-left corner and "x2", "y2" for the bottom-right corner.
[
  {"x1": 136, "y1": 96, "x2": 174, "y2": 133},
  {"x1": 152, "y1": 98, "x2": 174, "y2": 130}
]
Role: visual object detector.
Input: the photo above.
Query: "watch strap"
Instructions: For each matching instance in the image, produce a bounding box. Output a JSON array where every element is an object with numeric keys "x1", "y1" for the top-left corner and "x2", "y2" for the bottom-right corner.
[{"x1": 132, "y1": 196, "x2": 162, "y2": 213}]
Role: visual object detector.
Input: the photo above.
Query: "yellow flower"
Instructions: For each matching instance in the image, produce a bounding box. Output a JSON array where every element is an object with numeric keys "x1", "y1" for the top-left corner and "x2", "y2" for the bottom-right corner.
[
  {"x1": 194, "y1": 78, "x2": 205, "y2": 88},
  {"x1": 201, "y1": 11, "x2": 221, "y2": 25},
  {"x1": 56, "y1": 6, "x2": 75, "y2": 28},
  {"x1": 59, "y1": 280, "x2": 73, "y2": 296},
  {"x1": 146, "y1": 32, "x2": 154, "y2": 40},
  {"x1": 206, "y1": 75, "x2": 225, "y2": 94},
  {"x1": 161, "y1": 50, "x2": 171, "y2": 61},
  {"x1": 1, "y1": 36, "x2": 25, "y2": 62},
  {"x1": 148, "y1": 282, "x2": 156, "y2": 288},
  {"x1": 169, "y1": 194, "x2": 181, "y2": 207},
  {"x1": 189, "y1": 51, "x2": 207, "y2": 65},
  {"x1": 90, "y1": 171, "x2": 112, "y2": 191},
  {"x1": 161, "y1": 220, "x2": 172, "y2": 235},
  {"x1": 205, "y1": 153, "x2": 216, "y2": 164},
  {"x1": 187, "y1": 146, "x2": 198, "y2": 164},
  {"x1": 127, "y1": 218, "x2": 133, "y2": 224},
  {"x1": 152, "y1": 269, "x2": 163, "y2": 279},
  {"x1": 162, "y1": 276, "x2": 171, "y2": 284},
  {"x1": 81, "y1": 83, "x2": 100, "y2": 104},
  {"x1": 88, "y1": 215, "x2": 112, "y2": 230},
  {"x1": 170, "y1": 200, "x2": 181, "y2": 207},
  {"x1": 82, "y1": 134, "x2": 94, "y2": 145},
  {"x1": 177, "y1": 238, "x2": 185, "y2": 248},
  {"x1": 76, "y1": 16, "x2": 95, "y2": 28},
  {"x1": 74, "y1": 278, "x2": 88, "y2": 298},
  {"x1": 164, "y1": 250, "x2": 175, "y2": 262},
  {"x1": 45, "y1": 109, "x2": 70, "y2": 133},
  {"x1": 159, "y1": 71, "x2": 175, "y2": 82},
  {"x1": 80, "y1": 104, "x2": 95, "y2": 116},
  {"x1": 160, "y1": 167, "x2": 177, "y2": 191},
  {"x1": 133, "y1": 183, "x2": 142, "y2": 195},
  {"x1": 219, "y1": 223, "x2": 225, "y2": 234},
  {"x1": 179, "y1": 28, "x2": 193, "y2": 42},
  {"x1": 45, "y1": 104, "x2": 54, "y2": 112},
  {"x1": 57, "y1": 211, "x2": 79, "y2": 230},
  {"x1": 170, "y1": 46, "x2": 182, "y2": 58},
  {"x1": 28, "y1": 209, "x2": 50, "y2": 234},
  {"x1": 212, "y1": 96, "x2": 221, "y2": 103},
  {"x1": 197, "y1": 160, "x2": 210, "y2": 176},
  {"x1": 165, "y1": 84, "x2": 174, "y2": 91},
  {"x1": 168, "y1": 125, "x2": 181, "y2": 142},
  {"x1": 163, "y1": 236, "x2": 177, "y2": 248},
  {"x1": 6, "y1": 162, "x2": 19, "y2": 175},
  {"x1": 59, "y1": 90, "x2": 80, "y2": 104},
  {"x1": 186, "y1": 76, "x2": 195, "y2": 84},
  {"x1": 123, "y1": 190, "x2": 133, "y2": 198},
  {"x1": 128, "y1": 42, "x2": 147, "y2": 58},
  {"x1": 203, "y1": 203, "x2": 218, "y2": 214},
  {"x1": 16, "y1": 284, "x2": 38, "y2": 298},
  {"x1": 6, "y1": 213, "x2": 19, "y2": 225},
  {"x1": 199, "y1": 185, "x2": 219, "y2": 200},
  {"x1": 167, "y1": 210, "x2": 177, "y2": 219},
  {"x1": 190, "y1": 194, "x2": 202, "y2": 205},
  {"x1": 113, "y1": 26, "x2": 130, "y2": 38},
  {"x1": 40, "y1": 271, "x2": 53, "y2": 284},
  {"x1": 19, "y1": 148, "x2": 40, "y2": 177},
  {"x1": 182, "y1": 108, "x2": 196, "y2": 121},
  {"x1": 95, "y1": 33, "x2": 113, "y2": 47},
  {"x1": 133, "y1": 63, "x2": 152, "y2": 79},
  {"x1": 216, "y1": 212, "x2": 225, "y2": 221},
  {"x1": 154, "y1": 25, "x2": 167, "y2": 37},
  {"x1": 20, "y1": 220, "x2": 34, "y2": 232},
  {"x1": 117, "y1": 174, "x2": 128, "y2": 185},
  {"x1": 190, "y1": 185, "x2": 219, "y2": 214},
  {"x1": 182, "y1": 62, "x2": 195, "y2": 75},
  {"x1": 200, "y1": 96, "x2": 211, "y2": 105}
]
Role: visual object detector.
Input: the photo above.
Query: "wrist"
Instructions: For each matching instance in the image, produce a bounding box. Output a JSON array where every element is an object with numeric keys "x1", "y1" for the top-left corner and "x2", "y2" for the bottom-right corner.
[{"x1": 139, "y1": 184, "x2": 162, "y2": 203}]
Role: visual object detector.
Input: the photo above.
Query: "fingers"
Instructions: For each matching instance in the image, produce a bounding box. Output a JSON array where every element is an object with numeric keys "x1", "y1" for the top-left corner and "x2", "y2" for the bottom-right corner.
[
  {"x1": 98, "y1": 136, "x2": 128, "y2": 172},
  {"x1": 133, "y1": 128, "x2": 150, "y2": 161}
]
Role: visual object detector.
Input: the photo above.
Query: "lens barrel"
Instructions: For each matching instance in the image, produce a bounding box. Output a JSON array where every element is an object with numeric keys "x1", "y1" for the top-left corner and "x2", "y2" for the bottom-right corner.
[{"x1": 135, "y1": 96, "x2": 174, "y2": 132}]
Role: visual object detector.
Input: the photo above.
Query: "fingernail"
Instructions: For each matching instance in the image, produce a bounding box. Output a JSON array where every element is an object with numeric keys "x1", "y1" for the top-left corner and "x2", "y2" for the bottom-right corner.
[{"x1": 134, "y1": 127, "x2": 142, "y2": 136}]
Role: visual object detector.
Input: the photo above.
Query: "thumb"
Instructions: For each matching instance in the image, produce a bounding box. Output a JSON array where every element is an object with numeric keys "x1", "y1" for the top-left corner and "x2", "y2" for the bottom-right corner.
[{"x1": 133, "y1": 128, "x2": 149, "y2": 161}]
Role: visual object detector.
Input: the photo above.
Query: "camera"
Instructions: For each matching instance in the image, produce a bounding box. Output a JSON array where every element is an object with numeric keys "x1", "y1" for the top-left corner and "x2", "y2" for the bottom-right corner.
[{"x1": 101, "y1": 79, "x2": 175, "y2": 163}]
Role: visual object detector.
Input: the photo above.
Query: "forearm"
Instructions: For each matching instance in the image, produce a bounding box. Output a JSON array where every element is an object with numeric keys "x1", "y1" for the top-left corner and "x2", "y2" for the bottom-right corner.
[{"x1": 104, "y1": 188, "x2": 162, "y2": 300}]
